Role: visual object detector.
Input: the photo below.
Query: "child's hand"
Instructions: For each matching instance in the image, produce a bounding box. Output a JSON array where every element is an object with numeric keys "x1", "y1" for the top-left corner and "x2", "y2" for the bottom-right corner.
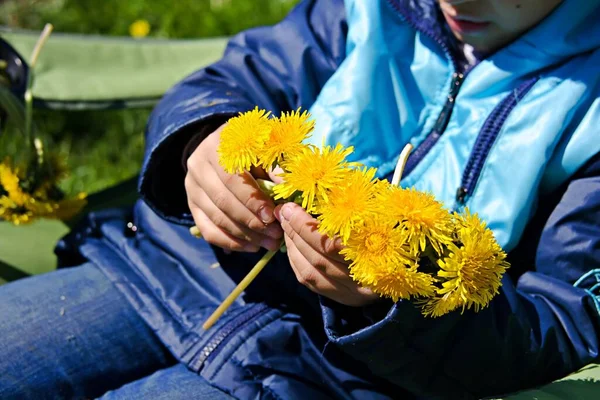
[
  {"x1": 185, "y1": 124, "x2": 283, "y2": 252},
  {"x1": 275, "y1": 202, "x2": 380, "y2": 307}
]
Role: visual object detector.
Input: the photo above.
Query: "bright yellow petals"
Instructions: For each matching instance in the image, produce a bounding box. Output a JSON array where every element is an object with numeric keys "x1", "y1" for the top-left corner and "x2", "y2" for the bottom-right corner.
[
  {"x1": 316, "y1": 167, "x2": 378, "y2": 244},
  {"x1": 342, "y1": 216, "x2": 436, "y2": 302},
  {"x1": 273, "y1": 144, "x2": 357, "y2": 213},
  {"x1": 422, "y1": 210, "x2": 509, "y2": 317},
  {"x1": 258, "y1": 109, "x2": 314, "y2": 170},
  {"x1": 218, "y1": 107, "x2": 273, "y2": 174},
  {"x1": 376, "y1": 186, "x2": 453, "y2": 256},
  {"x1": 362, "y1": 264, "x2": 438, "y2": 303},
  {"x1": 0, "y1": 158, "x2": 87, "y2": 224},
  {"x1": 0, "y1": 161, "x2": 27, "y2": 206},
  {"x1": 0, "y1": 195, "x2": 34, "y2": 225},
  {"x1": 341, "y1": 216, "x2": 413, "y2": 276},
  {"x1": 129, "y1": 19, "x2": 151, "y2": 38}
]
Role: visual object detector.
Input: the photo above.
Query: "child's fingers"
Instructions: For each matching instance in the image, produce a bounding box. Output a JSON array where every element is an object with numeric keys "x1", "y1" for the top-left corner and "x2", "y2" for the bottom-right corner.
[
  {"x1": 195, "y1": 190, "x2": 281, "y2": 252},
  {"x1": 208, "y1": 156, "x2": 279, "y2": 226},
  {"x1": 186, "y1": 130, "x2": 280, "y2": 237},
  {"x1": 284, "y1": 234, "x2": 379, "y2": 307},
  {"x1": 275, "y1": 203, "x2": 346, "y2": 263},
  {"x1": 190, "y1": 164, "x2": 282, "y2": 239},
  {"x1": 278, "y1": 213, "x2": 351, "y2": 282},
  {"x1": 189, "y1": 202, "x2": 260, "y2": 253},
  {"x1": 267, "y1": 166, "x2": 284, "y2": 184},
  {"x1": 284, "y1": 235, "x2": 339, "y2": 292}
]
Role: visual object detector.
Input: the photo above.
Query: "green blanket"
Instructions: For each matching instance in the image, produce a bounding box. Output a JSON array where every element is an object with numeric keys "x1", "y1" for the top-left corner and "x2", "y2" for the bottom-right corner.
[
  {"x1": 502, "y1": 364, "x2": 600, "y2": 400},
  {"x1": 1, "y1": 28, "x2": 227, "y2": 109}
]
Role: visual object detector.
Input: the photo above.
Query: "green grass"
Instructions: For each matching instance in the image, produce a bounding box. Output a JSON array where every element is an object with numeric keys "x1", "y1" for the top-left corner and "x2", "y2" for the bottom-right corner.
[
  {"x1": 1, "y1": 0, "x2": 299, "y2": 196},
  {"x1": 40, "y1": 108, "x2": 149, "y2": 195}
]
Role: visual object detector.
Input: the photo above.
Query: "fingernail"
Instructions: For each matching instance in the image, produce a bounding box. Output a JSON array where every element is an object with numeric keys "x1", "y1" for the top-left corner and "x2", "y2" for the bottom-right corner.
[
  {"x1": 258, "y1": 206, "x2": 274, "y2": 224},
  {"x1": 260, "y1": 238, "x2": 280, "y2": 252},
  {"x1": 265, "y1": 224, "x2": 283, "y2": 239},
  {"x1": 281, "y1": 204, "x2": 293, "y2": 221},
  {"x1": 243, "y1": 244, "x2": 260, "y2": 253}
]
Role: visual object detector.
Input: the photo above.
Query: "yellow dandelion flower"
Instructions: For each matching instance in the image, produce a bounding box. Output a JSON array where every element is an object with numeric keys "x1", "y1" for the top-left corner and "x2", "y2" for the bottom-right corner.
[
  {"x1": 355, "y1": 262, "x2": 438, "y2": 303},
  {"x1": 218, "y1": 107, "x2": 273, "y2": 174},
  {"x1": 273, "y1": 143, "x2": 358, "y2": 212},
  {"x1": 316, "y1": 167, "x2": 378, "y2": 244},
  {"x1": 0, "y1": 195, "x2": 34, "y2": 225},
  {"x1": 0, "y1": 155, "x2": 87, "y2": 224},
  {"x1": 341, "y1": 216, "x2": 435, "y2": 302},
  {"x1": 258, "y1": 109, "x2": 314, "y2": 170},
  {"x1": 129, "y1": 19, "x2": 151, "y2": 38},
  {"x1": 421, "y1": 210, "x2": 509, "y2": 317},
  {"x1": 341, "y1": 215, "x2": 413, "y2": 275},
  {"x1": 376, "y1": 186, "x2": 453, "y2": 256},
  {"x1": 0, "y1": 160, "x2": 28, "y2": 206}
]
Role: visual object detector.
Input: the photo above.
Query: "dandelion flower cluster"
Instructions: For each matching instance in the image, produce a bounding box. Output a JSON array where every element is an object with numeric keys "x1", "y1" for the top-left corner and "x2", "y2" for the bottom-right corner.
[
  {"x1": 217, "y1": 107, "x2": 510, "y2": 317},
  {"x1": 273, "y1": 144, "x2": 358, "y2": 213},
  {"x1": 0, "y1": 158, "x2": 87, "y2": 225}
]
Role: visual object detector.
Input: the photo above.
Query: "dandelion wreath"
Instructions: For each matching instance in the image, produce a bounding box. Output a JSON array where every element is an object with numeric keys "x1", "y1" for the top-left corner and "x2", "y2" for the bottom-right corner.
[{"x1": 217, "y1": 107, "x2": 509, "y2": 317}]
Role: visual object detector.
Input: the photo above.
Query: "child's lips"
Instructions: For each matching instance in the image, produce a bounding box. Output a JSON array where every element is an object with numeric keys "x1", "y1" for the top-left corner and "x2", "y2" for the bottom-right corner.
[{"x1": 445, "y1": 14, "x2": 491, "y2": 34}]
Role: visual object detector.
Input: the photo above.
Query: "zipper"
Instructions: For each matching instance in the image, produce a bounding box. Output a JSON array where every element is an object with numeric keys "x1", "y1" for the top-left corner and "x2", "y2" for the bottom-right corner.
[
  {"x1": 193, "y1": 302, "x2": 270, "y2": 371},
  {"x1": 386, "y1": 0, "x2": 470, "y2": 178},
  {"x1": 455, "y1": 77, "x2": 539, "y2": 204},
  {"x1": 387, "y1": 0, "x2": 538, "y2": 205},
  {"x1": 402, "y1": 72, "x2": 465, "y2": 177}
]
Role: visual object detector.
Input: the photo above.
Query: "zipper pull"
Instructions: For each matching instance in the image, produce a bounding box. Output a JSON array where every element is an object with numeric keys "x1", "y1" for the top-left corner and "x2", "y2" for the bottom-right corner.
[
  {"x1": 456, "y1": 186, "x2": 468, "y2": 204},
  {"x1": 448, "y1": 72, "x2": 464, "y2": 102}
]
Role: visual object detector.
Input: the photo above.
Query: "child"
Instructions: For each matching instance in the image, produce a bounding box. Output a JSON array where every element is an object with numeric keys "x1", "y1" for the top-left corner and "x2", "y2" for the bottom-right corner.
[{"x1": 2, "y1": 0, "x2": 599, "y2": 398}]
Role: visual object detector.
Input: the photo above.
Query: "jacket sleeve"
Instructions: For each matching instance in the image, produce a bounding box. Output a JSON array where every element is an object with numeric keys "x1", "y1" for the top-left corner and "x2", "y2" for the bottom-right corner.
[
  {"x1": 320, "y1": 152, "x2": 600, "y2": 399},
  {"x1": 138, "y1": 0, "x2": 347, "y2": 223}
]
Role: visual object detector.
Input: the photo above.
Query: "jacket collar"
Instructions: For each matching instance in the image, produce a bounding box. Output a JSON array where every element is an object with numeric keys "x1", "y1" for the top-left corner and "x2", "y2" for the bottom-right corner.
[
  {"x1": 511, "y1": 0, "x2": 600, "y2": 64},
  {"x1": 389, "y1": 0, "x2": 600, "y2": 68}
]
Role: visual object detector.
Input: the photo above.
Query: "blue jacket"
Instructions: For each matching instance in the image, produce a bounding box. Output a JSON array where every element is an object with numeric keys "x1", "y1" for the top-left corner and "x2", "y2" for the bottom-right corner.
[{"x1": 60, "y1": 0, "x2": 600, "y2": 398}]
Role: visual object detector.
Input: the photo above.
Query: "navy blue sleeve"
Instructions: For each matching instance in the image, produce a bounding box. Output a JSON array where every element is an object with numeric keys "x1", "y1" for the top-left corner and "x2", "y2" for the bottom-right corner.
[
  {"x1": 321, "y1": 152, "x2": 600, "y2": 399},
  {"x1": 139, "y1": 0, "x2": 347, "y2": 223}
]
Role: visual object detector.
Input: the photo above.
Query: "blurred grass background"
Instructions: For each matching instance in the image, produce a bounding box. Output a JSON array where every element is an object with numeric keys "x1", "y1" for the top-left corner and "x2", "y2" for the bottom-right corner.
[{"x1": 0, "y1": 0, "x2": 299, "y2": 195}]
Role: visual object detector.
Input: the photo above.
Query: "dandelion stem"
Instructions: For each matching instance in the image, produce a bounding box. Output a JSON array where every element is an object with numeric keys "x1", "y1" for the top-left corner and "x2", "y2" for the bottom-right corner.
[
  {"x1": 391, "y1": 143, "x2": 414, "y2": 187},
  {"x1": 190, "y1": 225, "x2": 202, "y2": 238},
  {"x1": 25, "y1": 23, "x2": 53, "y2": 164},
  {"x1": 202, "y1": 248, "x2": 279, "y2": 330},
  {"x1": 30, "y1": 24, "x2": 54, "y2": 68}
]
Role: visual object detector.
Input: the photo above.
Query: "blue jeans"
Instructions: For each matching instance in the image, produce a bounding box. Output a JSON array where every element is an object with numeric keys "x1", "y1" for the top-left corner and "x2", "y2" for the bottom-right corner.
[{"x1": 0, "y1": 263, "x2": 234, "y2": 399}]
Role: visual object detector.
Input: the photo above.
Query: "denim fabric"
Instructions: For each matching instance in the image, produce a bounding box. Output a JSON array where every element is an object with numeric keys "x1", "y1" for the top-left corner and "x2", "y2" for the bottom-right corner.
[
  {"x1": 0, "y1": 264, "x2": 229, "y2": 399},
  {"x1": 100, "y1": 364, "x2": 234, "y2": 399}
]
